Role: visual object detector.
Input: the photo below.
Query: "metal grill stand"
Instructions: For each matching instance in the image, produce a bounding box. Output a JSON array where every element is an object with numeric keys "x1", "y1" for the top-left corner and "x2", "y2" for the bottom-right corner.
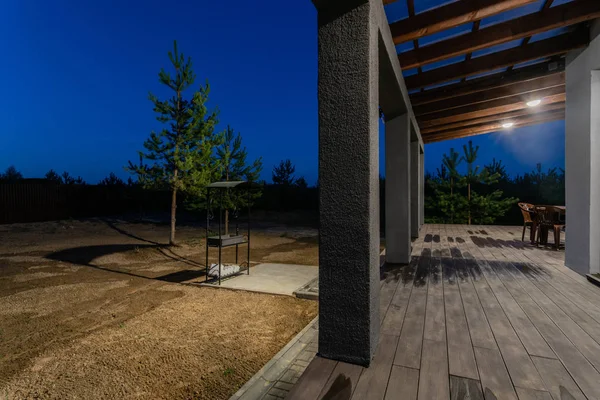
[{"x1": 205, "y1": 181, "x2": 251, "y2": 285}]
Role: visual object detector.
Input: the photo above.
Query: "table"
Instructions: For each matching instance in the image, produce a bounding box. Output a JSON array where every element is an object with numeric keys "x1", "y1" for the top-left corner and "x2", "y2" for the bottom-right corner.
[{"x1": 530, "y1": 205, "x2": 566, "y2": 246}]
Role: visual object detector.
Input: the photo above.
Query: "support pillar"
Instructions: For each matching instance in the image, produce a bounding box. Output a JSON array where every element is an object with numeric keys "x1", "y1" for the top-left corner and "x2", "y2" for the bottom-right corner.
[
  {"x1": 386, "y1": 114, "x2": 411, "y2": 264},
  {"x1": 410, "y1": 141, "x2": 420, "y2": 238},
  {"x1": 420, "y1": 146, "x2": 425, "y2": 228},
  {"x1": 565, "y1": 21, "x2": 600, "y2": 275},
  {"x1": 315, "y1": 0, "x2": 380, "y2": 366}
]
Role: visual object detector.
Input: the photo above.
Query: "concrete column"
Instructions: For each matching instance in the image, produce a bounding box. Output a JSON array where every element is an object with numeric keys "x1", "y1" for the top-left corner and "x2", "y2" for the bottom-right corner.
[
  {"x1": 565, "y1": 20, "x2": 600, "y2": 275},
  {"x1": 315, "y1": 0, "x2": 380, "y2": 366},
  {"x1": 386, "y1": 114, "x2": 411, "y2": 264},
  {"x1": 420, "y1": 147, "x2": 425, "y2": 228},
  {"x1": 410, "y1": 141, "x2": 420, "y2": 238}
]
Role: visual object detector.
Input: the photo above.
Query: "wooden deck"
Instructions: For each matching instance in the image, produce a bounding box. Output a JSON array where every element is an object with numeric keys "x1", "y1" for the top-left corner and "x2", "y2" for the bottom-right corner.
[{"x1": 287, "y1": 225, "x2": 600, "y2": 400}]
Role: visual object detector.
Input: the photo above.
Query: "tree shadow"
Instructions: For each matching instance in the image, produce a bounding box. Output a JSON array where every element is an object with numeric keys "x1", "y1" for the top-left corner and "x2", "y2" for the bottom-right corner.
[
  {"x1": 102, "y1": 218, "x2": 160, "y2": 245},
  {"x1": 46, "y1": 242, "x2": 206, "y2": 284}
]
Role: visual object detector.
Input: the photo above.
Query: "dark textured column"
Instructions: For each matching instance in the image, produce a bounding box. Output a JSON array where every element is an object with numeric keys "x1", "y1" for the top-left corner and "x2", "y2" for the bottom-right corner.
[
  {"x1": 385, "y1": 114, "x2": 411, "y2": 264},
  {"x1": 314, "y1": 0, "x2": 380, "y2": 366},
  {"x1": 410, "y1": 140, "x2": 420, "y2": 238}
]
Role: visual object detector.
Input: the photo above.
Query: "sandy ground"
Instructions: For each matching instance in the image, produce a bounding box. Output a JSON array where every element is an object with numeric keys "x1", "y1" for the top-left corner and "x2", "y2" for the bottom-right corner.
[{"x1": 0, "y1": 219, "x2": 319, "y2": 399}]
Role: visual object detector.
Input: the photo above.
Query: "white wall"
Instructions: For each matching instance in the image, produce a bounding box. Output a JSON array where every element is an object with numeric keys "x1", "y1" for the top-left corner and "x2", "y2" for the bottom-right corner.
[{"x1": 565, "y1": 20, "x2": 600, "y2": 275}]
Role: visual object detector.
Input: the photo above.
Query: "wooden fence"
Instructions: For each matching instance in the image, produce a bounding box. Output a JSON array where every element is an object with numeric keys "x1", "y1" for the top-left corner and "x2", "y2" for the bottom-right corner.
[{"x1": 0, "y1": 182, "x2": 170, "y2": 224}]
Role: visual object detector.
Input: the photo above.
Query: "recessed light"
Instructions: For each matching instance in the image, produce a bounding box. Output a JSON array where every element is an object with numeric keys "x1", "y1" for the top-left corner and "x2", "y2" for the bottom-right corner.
[
  {"x1": 502, "y1": 122, "x2": 514, "y2": 129},
  {"x1": 527, "y1": 99, "x2": 542, "y2": 107}
]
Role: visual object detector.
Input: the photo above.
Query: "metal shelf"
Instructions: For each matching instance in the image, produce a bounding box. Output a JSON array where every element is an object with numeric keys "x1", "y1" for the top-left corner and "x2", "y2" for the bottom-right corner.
[{"x1": 206, "y1": 234, "x2": 248, "y2": 248}]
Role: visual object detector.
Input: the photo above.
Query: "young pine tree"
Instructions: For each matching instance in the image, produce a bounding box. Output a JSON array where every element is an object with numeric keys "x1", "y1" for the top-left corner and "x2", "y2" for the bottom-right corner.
[
  {"x1": 442, "y1": 148, "x2": 463, "y2": 223},
  {"x1": 0, "y1": 166, "x2": 23, "y2": 181},
  {"x1": 272, "y1": 159, "x2": 296, "y2": 186},
  {"x1": 462, "y1": 141, "x2": 481, "y2": 225},
  {"x1": 127, "y1": 41, "x2": 222, "y2": 245},
  {"x1": 215, "y1": 125, "x2": 263, "y2": 234},
  {"x1": 45, "y1": 169, "x2": 62, "y2": 183}
]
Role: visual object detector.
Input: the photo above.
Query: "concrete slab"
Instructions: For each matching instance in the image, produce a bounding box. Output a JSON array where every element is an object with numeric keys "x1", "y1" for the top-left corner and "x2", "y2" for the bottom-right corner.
[{"x1": 216, "y1": 263, "x2": 318, "y2": 297}]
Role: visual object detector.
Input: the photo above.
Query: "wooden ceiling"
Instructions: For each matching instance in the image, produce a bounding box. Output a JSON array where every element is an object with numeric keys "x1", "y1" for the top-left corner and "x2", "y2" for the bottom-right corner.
[{"x1": 385, "y1": 0, "x2": 600, "y2": 143}]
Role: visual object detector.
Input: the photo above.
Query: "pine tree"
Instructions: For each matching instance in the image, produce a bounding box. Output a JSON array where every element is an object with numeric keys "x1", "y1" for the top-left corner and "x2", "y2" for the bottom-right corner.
[
  {"x1": 126, "y1": 41, "x2": 222, "y2": 245},
  {"x1": 462, "y1": 141, "x2": 481, "y2": 225},
  {"x1": 45, "y1": 169, "x2": 62, "y2": 183},
  {"x1": 441, "y1": 148, "x2": 462, "y2": 223},
  {"x1": 272, "y1": 159, "x2": 296, "y2": 186},
  {"x1": 61, "y1": 171, "x2": 85, "y2": 185},
  {"x1": 0, "y1": 166, "x2": 23, "y2": 181},
  {"x1": 214, "y1": 125, "x2": 263, "y2": 234},
  {"x1": 295, "y1": 176, "x2": 308, "y2": 189},
  {"x1": 99, "y1": 172, "x2": 125, "y2": 186}
]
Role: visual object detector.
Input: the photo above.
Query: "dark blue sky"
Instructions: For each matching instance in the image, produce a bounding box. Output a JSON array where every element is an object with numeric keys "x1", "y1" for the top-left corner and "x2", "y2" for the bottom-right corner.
[{"x1": 1, "y1": 1, "x2": 565, "y2": 185}]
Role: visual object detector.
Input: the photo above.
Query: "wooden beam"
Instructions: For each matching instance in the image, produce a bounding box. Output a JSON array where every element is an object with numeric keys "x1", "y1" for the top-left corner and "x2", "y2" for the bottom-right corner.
[
  {"x1": 423, "y1": 110, "x2": 565, "y2": 143},
  {"x1": 410, "y1": 59, "x2": 565, "y2": 106},
  {"x1": 398, "y1": 0, "x2": 600, "y2": 69},
  {"x1": 406, "y1": 0, "x2": 423, "y2": 78},
  {"x1": 462, "y1": 20, "x2": 482, "y2": 82},
  {"x1": 419, "y1": 86, "x2": 565, "y2": 128},
  {"x1": 389, "y1": 0, "x2": 538, "y2": 44},
  {"x1": 404, "y1": 30, "x2": 587, "y2": 89},
  {"x1": 420, "y1": 102, "x2": 565, "y2": 134},
  {"x1": 414, "y1": 72, "x2": 565, "y2": 116}
]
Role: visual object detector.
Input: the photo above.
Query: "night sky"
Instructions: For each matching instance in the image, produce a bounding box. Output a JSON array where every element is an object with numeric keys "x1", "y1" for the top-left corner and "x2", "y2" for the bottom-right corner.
[{"x1": 1, "y1": 0, "x2": 566, "y2": 185}]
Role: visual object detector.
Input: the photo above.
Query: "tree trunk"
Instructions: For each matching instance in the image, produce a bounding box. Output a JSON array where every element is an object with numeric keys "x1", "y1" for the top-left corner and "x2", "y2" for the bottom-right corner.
[
  {"x1": 170, "y1": 169, "x2": 178, "y2": 245},
  {"x1": 450, "y1": 177, "x2": 454, "y2": 223},
  {"x1": 224, "y1": 170, "x2": 229, "y2": 235},
  {"x1": 468, "y1": 183, "x2": 471, "y2": 225}
]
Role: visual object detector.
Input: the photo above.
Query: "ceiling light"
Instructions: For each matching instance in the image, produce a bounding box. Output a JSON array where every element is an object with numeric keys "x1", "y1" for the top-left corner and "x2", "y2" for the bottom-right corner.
[
  {"x1": 502, "y1": 122, "x2": 514, "y2": 129},
  {"x1": 527, "y1": 99, "x2": 542, "y2": 107}
]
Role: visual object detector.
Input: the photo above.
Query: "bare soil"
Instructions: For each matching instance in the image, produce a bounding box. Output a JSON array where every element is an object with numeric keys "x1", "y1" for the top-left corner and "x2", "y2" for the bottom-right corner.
[{"x1": 0, "y1": 219, "x2": 318, "y2": 399}]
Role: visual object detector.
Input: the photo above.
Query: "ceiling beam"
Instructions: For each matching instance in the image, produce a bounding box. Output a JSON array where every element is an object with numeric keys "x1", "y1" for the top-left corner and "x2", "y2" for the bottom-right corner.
[
  {"x1": 419, "y1": 102, "x2": 565, "y2": 134},
  {"x1": 404, "y1": 30, "x2": 587, "y2": 89},
  {"x1": 398, "y1": 0, "x2": 600, "y2": 69},
  {"x1": 410, "y1": 59, "x2": 565, "y2": 106},
  {"x1": 419, "y1": 86, "x2": 565, "y2": 128},
  {"x1": 389, "y1": 0, "x2": 539, "y2": 44},
  {"x1": 414, "y1": 72, "x2": 565, "y2": 116},
  {"x1": 423, "y1": 110, "x2": 565, "y2": 143}
]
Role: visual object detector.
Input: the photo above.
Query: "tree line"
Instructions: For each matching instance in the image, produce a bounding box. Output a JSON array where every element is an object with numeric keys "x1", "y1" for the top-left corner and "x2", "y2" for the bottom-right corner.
[{"x1": 424, "y1": 141, "x2": 565, "y2": 225}]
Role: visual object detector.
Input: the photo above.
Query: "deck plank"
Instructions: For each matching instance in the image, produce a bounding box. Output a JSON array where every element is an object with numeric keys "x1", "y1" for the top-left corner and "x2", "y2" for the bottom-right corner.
[
  {"x1": 473, "y1": 346, "x2": 518, "y2": 400},
  {"x1": 318, "y1": 361, "x2": 364, "y2": 399},
  {"x1": 382, "y1": 259, "x2": 417, "y2": 336},
  {"x1": 384, "y1": 366, "x2": 419, "y2": 400},
  {"x1": 515, "y1": 387, "x2": 553, "y2": 400},
  {"x1": 450, "y1": 376, "x2": 484, "y2": 400},
  {"x1": 443, "y1": 257, "x2": 479, "y2": 380},
  {"x1": 531, "y1": 356, "x2": 587, "y2": 400},
  {"x1": 352, "y1": 334, "x2": 399, "y2": 400},
  {"x1": 286, "y1": 356, "x2": 337, "y2": 400},
  {"x1": 458, "y1": 258, "x2": 497, "y2": 350},
  {"x1": 393, "y1": 256, "x2": 429, "y2": 369},
  {"x1": 418, "y1": 339, "x2": 450, "y2": 400},
  {"x1": 424, "y1": 256, "x2": 446, "y2": 343}
]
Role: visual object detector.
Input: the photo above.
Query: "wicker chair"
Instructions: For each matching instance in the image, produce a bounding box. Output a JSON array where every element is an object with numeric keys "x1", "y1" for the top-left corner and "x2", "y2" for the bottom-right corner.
[
  {"x1": 518, "y1": 202, "x2": 536, "y2": 242},
  {"x1": 534, "y1": 206, "x2": 566, "y2": 250}
]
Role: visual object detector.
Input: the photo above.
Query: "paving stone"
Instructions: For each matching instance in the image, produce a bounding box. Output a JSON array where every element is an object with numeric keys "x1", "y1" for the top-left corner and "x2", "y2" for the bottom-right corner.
[
  {"x1": 267, "y1": 387, "x2": 289, "y2": 398},
  {"x1": 274, "y1": 382, "x2": 294, "y2": 391},
  {"x1": 294, "y1": 359, "x2": 310, "y2": 368},
  {"x1": 280, "y1": 369, "x2": 301, "y2": 384}
]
